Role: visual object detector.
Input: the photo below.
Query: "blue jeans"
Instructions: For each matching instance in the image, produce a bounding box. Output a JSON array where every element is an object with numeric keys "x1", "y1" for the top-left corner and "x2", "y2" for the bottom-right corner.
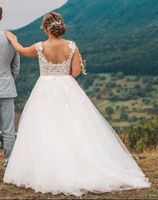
[{"x1": 0, "y1": 98, "x2": 15, "y2": 169}]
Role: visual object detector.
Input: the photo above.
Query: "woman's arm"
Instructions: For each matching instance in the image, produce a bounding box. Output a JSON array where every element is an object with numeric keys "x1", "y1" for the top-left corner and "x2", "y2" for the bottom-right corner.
[
  {"x1": 71, "y1": 47, "x2": 81, "y2": 78},
  {"x1": 5, "y1": 31, "x2": 37, "y2": 58}
]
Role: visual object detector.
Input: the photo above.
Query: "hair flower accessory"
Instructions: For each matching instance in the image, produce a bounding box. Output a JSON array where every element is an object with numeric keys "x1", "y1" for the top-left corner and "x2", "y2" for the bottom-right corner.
[{"x1": 49, "y1": 21, "x2": 62, "y2": 29}]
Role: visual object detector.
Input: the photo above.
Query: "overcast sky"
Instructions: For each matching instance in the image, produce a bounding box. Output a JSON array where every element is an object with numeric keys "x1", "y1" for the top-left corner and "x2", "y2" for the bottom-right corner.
[{"x1": 0, "y1": 0, "x2": 68, "y2": 30}]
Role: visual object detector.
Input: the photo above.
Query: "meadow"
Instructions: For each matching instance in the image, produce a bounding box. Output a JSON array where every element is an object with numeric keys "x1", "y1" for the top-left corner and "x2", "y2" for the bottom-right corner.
[
  {"x1": 78, "y1": 73, "x2": 158, "y2": 153},
  {"x1": 78, "y1": 73, "x2": 158, "y2": 129}
]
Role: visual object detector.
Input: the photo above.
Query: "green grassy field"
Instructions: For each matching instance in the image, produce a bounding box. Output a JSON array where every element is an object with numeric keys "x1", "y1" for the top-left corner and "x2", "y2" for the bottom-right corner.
[{"x1": 77, "y1": 73, "x2": 158, "y2": 130}]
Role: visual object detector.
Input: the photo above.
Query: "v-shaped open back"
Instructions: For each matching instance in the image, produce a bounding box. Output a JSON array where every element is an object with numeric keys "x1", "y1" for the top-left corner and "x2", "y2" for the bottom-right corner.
[{"x1": 35, "y1": 40, "x2": 76, "y2": 76}]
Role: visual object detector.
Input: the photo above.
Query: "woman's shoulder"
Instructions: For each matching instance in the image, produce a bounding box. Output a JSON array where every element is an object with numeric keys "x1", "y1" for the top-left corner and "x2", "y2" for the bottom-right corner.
[
  {"x1": 61, "y1": 39, "x2": 76, "y2": 46},
  {"x1": 35, "y1": 41, "x2": 43, "y2": 46},
  {"x1": 35, "y1": 41, "x2": 43, "y2": 52},
  {"x1": 57, "y1": 39, "x2": 77, "y2": 51}
]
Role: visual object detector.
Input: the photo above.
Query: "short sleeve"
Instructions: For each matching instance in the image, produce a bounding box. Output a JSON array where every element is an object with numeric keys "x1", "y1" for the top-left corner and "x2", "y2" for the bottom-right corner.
[{"x1": 35, "y1": 42, "x2": 43, "y2": 56}]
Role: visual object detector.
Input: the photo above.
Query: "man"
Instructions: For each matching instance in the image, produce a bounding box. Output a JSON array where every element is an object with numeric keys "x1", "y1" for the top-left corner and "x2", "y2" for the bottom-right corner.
[{"x1": 0, "y1": 7, "x2": 20, "y2": 169}]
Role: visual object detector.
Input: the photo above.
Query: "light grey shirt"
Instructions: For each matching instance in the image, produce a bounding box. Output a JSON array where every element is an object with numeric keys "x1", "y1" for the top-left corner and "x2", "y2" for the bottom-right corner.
[{"x1": 0, "y1": 31, "x2": 20, "y2": 98}]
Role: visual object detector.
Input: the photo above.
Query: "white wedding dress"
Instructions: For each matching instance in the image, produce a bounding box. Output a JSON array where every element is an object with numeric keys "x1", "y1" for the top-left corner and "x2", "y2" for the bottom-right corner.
[{"x1": 4, "y1": 40, "x2": 151, "y2": 196}]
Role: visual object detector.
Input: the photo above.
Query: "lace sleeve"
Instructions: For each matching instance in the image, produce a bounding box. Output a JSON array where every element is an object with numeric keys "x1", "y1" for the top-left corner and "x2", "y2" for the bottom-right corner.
[{"x1": 35, "y1": 42, "x2": 43, "y2": 56}]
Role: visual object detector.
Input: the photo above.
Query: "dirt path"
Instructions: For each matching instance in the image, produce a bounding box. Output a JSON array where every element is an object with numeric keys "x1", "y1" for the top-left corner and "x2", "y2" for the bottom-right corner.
[{"x1": 0, "y1": 150, "x2": 158, "y2": 200}]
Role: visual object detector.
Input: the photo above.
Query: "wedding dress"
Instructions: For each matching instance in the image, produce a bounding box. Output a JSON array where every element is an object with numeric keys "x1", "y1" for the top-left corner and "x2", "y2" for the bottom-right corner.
[{"x1": 4, "y1": 40, "x2": 151, "y2": 196}]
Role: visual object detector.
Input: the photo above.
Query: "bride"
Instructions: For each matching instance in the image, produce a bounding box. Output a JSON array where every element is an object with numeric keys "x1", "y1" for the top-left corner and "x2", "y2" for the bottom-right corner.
[{"x1": 4, "y1": 12, "x2": 151, "y2": 196}]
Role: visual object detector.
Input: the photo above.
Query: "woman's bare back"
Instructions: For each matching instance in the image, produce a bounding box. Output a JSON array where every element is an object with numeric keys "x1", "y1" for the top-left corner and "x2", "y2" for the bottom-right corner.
[{"x1": 42, "y1": 39, "x2": 72, "y2": 64}]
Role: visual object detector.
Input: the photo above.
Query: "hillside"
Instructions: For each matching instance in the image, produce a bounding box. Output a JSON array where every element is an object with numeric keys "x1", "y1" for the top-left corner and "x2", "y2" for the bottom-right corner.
[
  {"x1": 14, "y1": 0, "x2": 158, "y2": 75},
  {"x1": 12, "y1": 0, "x2": 158, "y2": 109}
]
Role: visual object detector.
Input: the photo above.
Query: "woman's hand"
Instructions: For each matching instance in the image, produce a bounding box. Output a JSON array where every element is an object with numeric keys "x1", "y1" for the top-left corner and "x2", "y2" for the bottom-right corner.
[{"x1": 5, "y1": 31, "x2": 37, "y2": 58}]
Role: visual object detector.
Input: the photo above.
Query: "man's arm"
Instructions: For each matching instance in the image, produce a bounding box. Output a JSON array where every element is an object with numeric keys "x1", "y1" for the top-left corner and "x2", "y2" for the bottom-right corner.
[{"x1": 11, "y1": 51, "x2": 20, "y2": 80}]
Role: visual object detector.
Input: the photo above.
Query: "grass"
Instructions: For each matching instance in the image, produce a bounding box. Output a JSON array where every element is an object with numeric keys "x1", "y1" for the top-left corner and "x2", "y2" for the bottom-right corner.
[
  {"x1": 94, "y1": 98, "x2": 153, "y2": 128},
  {"x1": 79, "y1": 73, "x2": 158, "y2": 129},
  {"x1": 0, "y1": 151, "x2": 158, "y2": 200}
]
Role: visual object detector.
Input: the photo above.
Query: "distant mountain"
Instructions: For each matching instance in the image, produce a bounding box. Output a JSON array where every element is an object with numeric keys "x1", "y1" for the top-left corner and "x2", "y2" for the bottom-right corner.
[
  {"x1": 13, "y1": 0, "x2": 158, "y2": 105},
  {"x1": 0, "y1": 0, "x2": 67, "y2": 30},
  {"x1": 14, "y1": 0, "x2": 158, "y2": 75}
]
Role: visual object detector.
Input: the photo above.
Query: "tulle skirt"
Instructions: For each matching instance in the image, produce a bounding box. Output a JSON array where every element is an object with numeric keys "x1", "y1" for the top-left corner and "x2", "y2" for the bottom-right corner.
[{"x1": 4, "y1": 75, "x2": 151, "y2": 196}]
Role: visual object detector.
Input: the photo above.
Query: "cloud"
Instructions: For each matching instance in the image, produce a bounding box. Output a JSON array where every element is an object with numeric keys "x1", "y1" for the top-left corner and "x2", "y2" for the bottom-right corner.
[{"x1": 0, "y1": 0, "x2": 67, "y2": 30}]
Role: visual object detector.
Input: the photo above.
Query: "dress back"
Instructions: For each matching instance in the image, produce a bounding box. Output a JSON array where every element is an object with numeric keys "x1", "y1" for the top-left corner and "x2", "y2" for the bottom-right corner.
[{"x1": 35, "y1": 41, "x2": 76, "y2": 76}]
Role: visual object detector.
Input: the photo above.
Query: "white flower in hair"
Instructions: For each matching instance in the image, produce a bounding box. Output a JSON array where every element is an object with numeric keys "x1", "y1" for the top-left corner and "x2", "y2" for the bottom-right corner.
[{"x1": 50, "y1": 21, "x2": 62, "y2": 28}]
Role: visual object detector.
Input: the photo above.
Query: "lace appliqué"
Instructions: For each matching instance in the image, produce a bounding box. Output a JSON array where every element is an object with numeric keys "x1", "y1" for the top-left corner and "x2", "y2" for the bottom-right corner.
[{"x1": 35, "y1": 41, "x2": 76, "y2": 76}]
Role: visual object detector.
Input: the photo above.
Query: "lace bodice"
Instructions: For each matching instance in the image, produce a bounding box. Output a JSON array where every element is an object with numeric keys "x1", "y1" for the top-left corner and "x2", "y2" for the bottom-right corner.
[{"x1": 35, "y1": 41, "x2": 76, "y2": 76}]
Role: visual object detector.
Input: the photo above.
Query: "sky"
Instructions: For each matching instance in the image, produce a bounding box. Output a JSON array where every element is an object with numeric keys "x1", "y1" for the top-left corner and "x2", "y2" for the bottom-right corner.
[{"x1": 0, "y1": 0, "x2": 68, "y2": 30}]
